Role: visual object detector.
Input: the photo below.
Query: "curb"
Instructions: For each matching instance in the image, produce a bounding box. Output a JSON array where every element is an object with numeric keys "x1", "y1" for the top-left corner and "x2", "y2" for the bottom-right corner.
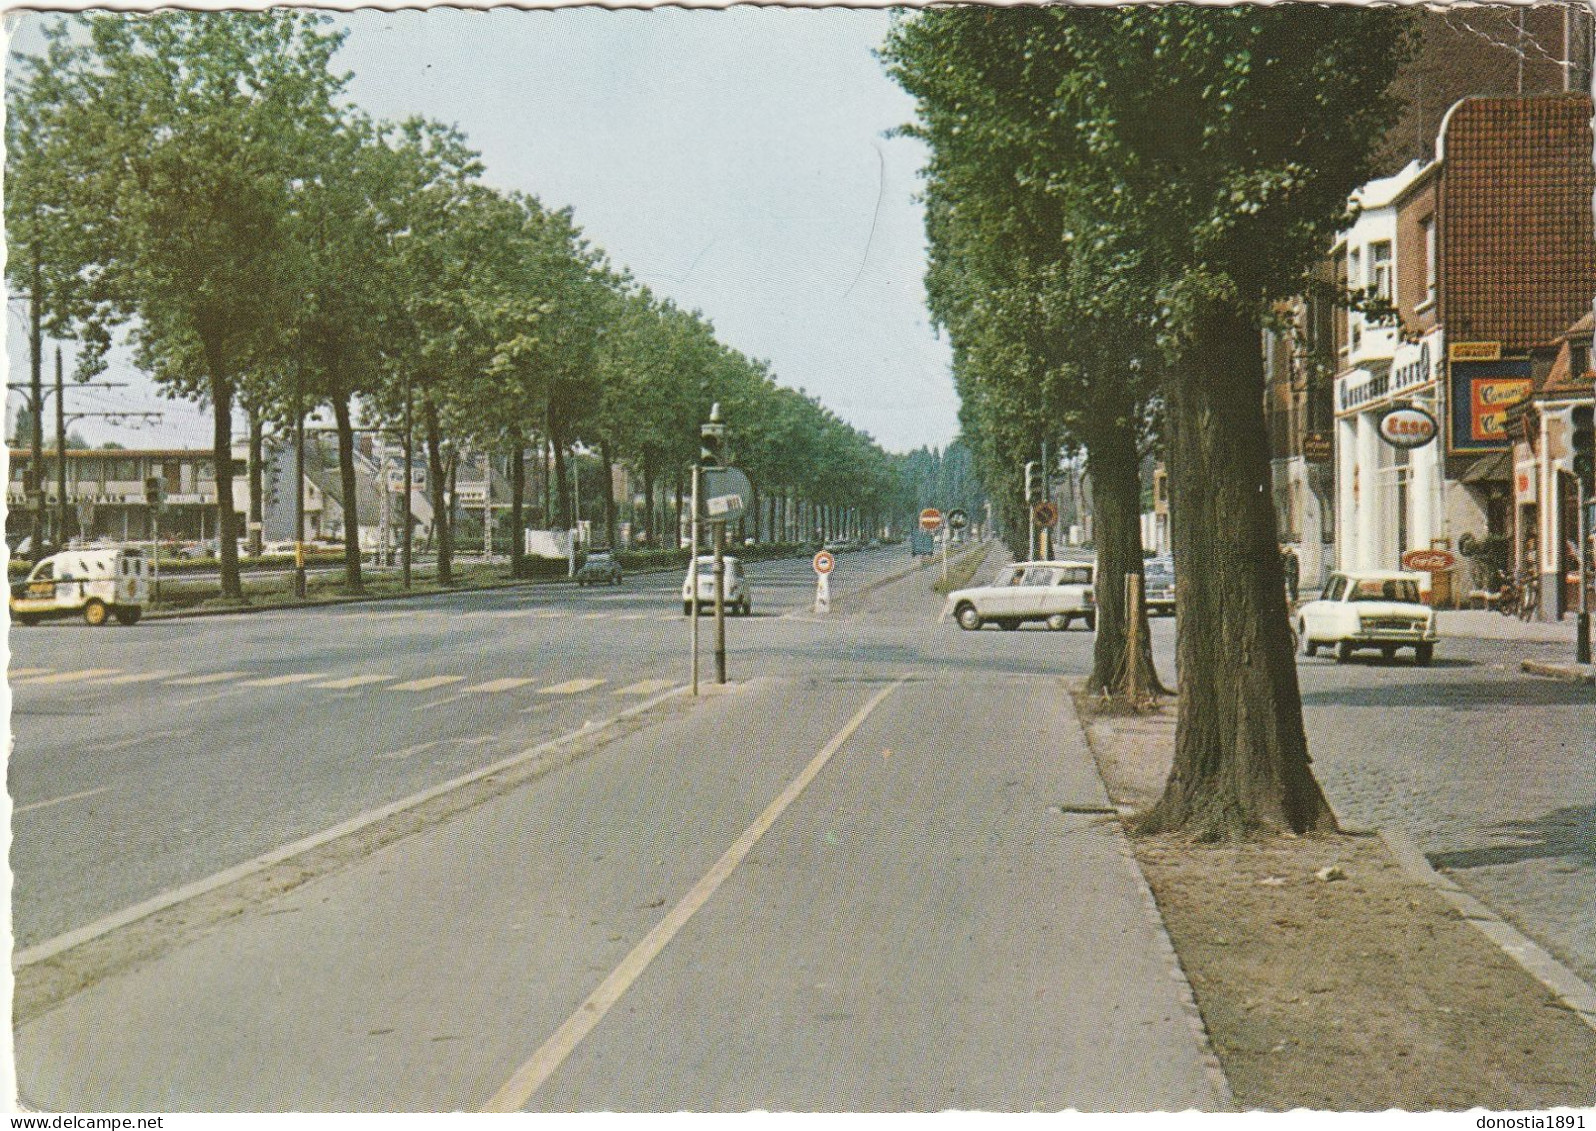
[
  {"x1": 1520, "y1": 659, "x2": 1596, "y2": 684},
  {"x1": 1379, "y1": 828, "x2": 1596, "y2": 1036}
]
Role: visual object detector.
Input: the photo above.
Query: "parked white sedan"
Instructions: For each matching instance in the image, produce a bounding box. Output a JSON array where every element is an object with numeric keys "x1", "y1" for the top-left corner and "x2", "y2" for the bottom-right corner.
[
  {"x1": 945, "y1": 560, "x2": 1096, "y2": 631},
  {"x1": 1297, "y1": 570, "x2": 1438, "y2": 665}
]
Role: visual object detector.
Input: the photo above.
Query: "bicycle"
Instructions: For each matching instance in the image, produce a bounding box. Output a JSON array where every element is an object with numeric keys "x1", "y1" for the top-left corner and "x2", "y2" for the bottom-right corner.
[{"x1": 1517, "y1": 577, "x2": 1540, "y2": 622}]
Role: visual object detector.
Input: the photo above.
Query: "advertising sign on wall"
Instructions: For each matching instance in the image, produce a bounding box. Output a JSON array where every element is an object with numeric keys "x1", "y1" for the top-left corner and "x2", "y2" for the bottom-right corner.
[{"x1": 1449, "y1": 358, "x2": 1532, "y2": 452}]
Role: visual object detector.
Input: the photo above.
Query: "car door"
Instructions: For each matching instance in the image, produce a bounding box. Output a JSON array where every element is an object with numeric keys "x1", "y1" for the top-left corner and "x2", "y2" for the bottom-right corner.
[{"x1": 1304, "y1": 575, "x2": 1343, "y2": 639}]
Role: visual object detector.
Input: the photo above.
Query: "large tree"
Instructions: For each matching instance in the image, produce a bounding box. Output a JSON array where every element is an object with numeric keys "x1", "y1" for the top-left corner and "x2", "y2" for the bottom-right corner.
[
  {"x1": 886, "y1": 6, "x2": 1413, "y2": 836},
  {"x1": 12, "y1": 11, "x2": 350, "y2": 597}
]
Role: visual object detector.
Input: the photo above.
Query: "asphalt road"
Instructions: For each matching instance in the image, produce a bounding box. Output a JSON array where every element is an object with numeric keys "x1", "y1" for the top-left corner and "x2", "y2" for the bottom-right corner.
[{"x1": 7, "y1": 547, "x2": 947, "y2": 951}]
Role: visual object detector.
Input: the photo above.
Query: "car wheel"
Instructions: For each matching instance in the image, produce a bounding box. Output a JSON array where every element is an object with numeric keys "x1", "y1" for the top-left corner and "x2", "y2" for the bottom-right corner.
[
  {"x1": 955, "y1": 604, "x2": 983, "y2": 631},
  {"x1": 1380, "y1": 646, "x2": 1396, "y2": 661},
  {"x1": 114, "y1": 606, "x2": 142, "y2": 626},
  {"x1": 1336, "y1": 641, "x2": 1355, "y2": 664},
  {"x1": 83, "y1": 599, "x2": 109, "y2": 627},
  {"x1": 15, "y1": 612, "x2": 39, "y2": 627},
  {"x1": 1415, "y1": 643, "x2": 1434, "y2": 666},
  {"x1": 1300, "y1": 621, "x2": 1316, "y2": 657},
  {"x1": 998, "y1": 619, "x2": 1020, "y2": 631},
  {"x1": 1047, "y1": 613, "x2": 1068, "y2": 631}
]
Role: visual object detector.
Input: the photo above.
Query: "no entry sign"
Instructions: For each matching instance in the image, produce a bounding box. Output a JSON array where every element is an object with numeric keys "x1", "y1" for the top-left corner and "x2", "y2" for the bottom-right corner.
[{"x1": 919, "y1": 508, "x2": 943, "y2": 532}]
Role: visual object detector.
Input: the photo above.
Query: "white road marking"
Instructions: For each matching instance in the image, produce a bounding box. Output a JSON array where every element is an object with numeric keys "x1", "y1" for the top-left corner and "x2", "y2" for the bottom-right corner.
[
  {"x1": 389, "y1": 675, "x2": 465, "y2": 692},
  {"x1": 173, "y1": 688, "x2": 252, "y2": 708},
  {"x1": 463, "y1": 677, "x2": 538, "y2": 694},
  {"x1": 309, "y1": 675, "x2": 395, "y2": 690},
  {"x1": 15, "y1": 682, "x2": 692, "y2": 971},
  {"x1": 237, "y1": 673, "x2": 329, "y2": 689},
  {"x1": 537, "y1": 678, "x2": 606, "y2": 695},
  {"x1": 611, "y1": 615, "x2": 650, "y2": 622},
  {"x1": 482, "y1": 677, "x2": 909, "y2": 1112},
  {"x1": 376, "y1": 741, "x2": 442, "y2": 762},
  {"x1": 91, "y1": 670, "x2": 185, "y2": 686},
  {"x1": 8, "y1": 667, "x2": 54, "y2": 678},
  {"x1": 15, "y1": 786, "x2": 112, "y2": 816},
  {"x1": 613, "y1": 679, "x2": 677, "y2": 696},
  {"x1": 97, "y1": 728, "x2": 195, "y2": 753},
  {"x1": 578, "y1": 613, "x2": 609, "y2": 620},
  {"x1": 166, "y1": 671, "x2": 250, "y2": 686},
  {"x1": 14, "y1": 668, "x2": 121, "y2": 686}
]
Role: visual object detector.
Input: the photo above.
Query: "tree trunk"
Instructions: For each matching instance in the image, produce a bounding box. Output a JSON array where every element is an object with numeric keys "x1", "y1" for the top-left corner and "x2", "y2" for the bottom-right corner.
[
  {"x1": 1140, "y1": 302, "x2": 1335, "y2": 839},
  {"x1": 600, "y1": 439, "x2": 618, "y2": 550},
  {"x1": 1086, "y1": 415, "x2": 1166, "y2": 700},
  {"x1": 208, "y1": 368, "x2": 243, "y2": 600},
  {"x1": 643, "y1": 460, "x2": 656, "y2": 547},
  {"x1": 333, "y1": 394, "x2": 363, "y2": 593},
  {"x1": 673, "y1": 474, "x2": 684, "y2": 549},
  {"x1": 511, "y1": 440, "x2": 526, "y2": 578},
  {"x1": 247, "y1": 411, "x2": 265, "y2": 557},
  {"x1": 425, "y1": 402, "x2": 452, "y2": 585}
]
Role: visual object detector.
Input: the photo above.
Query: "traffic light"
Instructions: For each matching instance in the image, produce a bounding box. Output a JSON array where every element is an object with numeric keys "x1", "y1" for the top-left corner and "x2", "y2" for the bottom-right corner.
[
  {"x1": 1573, "y1": 403, "x2": 1594, "y2": 487},
  {"x1": 700, "y1": 404, "x2": 726, "y2": 468},
  {"x1": 1024, "y1": 461, "x2": 1042, "y2": 504},
  {"x1": 144, "y1": 476, "x2": 163, "y2": 508}
]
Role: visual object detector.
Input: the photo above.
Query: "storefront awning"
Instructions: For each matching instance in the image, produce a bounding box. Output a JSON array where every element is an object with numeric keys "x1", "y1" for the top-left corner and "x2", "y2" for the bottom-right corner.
[{"x1": 1458, "y1": 450, "x2": 1512, "y2": 483}]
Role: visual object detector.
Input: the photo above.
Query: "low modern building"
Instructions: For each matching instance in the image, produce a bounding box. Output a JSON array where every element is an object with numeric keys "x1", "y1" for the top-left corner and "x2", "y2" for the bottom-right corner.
[{"x1": 6, "y1": 448, "x2": 223, "y2": 546}]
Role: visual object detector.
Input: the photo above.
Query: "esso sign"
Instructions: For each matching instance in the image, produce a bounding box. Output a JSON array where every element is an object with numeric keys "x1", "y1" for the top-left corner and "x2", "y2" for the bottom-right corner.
[
  {"x1": 1380, "y1": 405, "x2": 1438, "y2": 449},
  {"x1": 1402, "y1": 548, "x2": 1456, "y2": 572}
]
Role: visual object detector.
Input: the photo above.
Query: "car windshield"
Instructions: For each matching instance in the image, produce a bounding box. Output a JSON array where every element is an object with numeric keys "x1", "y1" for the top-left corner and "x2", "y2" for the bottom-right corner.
[
  {"x1": 1056, "y1": 566, "x2": 1092, "y2": 586},
  {"x1": 992, "y1": 567, "x2": 1021, "y2": 587},
  {"x1": 1349, "y1": 578, "x2": 1421, "y2": 603},
  {"x1": 1145, "y1": 561, "x2": 1173, "y2": 580}
]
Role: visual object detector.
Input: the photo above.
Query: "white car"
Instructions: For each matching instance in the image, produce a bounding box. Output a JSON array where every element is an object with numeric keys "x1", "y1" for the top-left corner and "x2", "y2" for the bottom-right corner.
[
  {"x1": 945, "y1": 560, "x2": 1096, "y2": 631},
  {"x1": 10, "y1": 547, "x2": 149, "y2": 626},
  {"x1": 1297, "y1": 570, "x2": 1438, "y2": 665},
  {"x1": 682, "y1": 555, "x2": 750, "y2": 616}
]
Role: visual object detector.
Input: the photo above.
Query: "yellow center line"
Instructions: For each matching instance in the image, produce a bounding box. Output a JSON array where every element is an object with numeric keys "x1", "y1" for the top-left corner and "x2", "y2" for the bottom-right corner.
[{"x1": 481, "y1": 677, "x2": 908, "y2": 1112}]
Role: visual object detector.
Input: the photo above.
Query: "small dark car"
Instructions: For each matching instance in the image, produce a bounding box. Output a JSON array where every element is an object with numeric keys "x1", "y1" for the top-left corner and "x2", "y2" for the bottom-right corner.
[{"x1": 576, "y1": 550, "x2": 623, "y2": 586}]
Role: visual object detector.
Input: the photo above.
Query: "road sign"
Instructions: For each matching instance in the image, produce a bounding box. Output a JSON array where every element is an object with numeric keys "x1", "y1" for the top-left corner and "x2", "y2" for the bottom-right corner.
[
  {"x1": 813, "y1": 550, "x2": 835, "y2": 575},
  {"x1": 1402, "y1": 548, "x2": 1456, "y2": 572},
  {"x1": 919, "y1": 508, "x2": 943, "y2": 532},
  {"x1": 701, "y1": 467, "x2": 752, "y2": 522},
  {"x1": 947, "y1": 508, "x2": 968, "y2": 531},
  {"x1": 1033, "y1": 501, "x2": 1059, "y2": 528}
]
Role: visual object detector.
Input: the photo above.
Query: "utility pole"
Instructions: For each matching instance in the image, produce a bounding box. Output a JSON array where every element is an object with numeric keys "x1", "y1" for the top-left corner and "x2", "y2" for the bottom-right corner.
[
  {"x1": 54, "y1": 347, "x2": 67, "y2": 545},
  {"x1": 28, "y1": 249, "x2": 44, "y2": 560},
  {"x1": 402, "y1": 380, "x2": 413, "y2": 590}
]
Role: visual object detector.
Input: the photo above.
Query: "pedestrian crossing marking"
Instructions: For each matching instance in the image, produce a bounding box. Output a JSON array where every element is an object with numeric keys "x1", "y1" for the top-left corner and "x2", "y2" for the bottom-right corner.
[
  {"x1": 93, "y1": 670, "x2": 185, "y2": 686},
  {"x1": 389, "y1": 675, "x2": 466, "y2": 692},
  {"x1": 237, "y1": 673, "x2": 330, "y2": 688},
  {"x1": 166, "y1": 671, "x2": 251, "y2": 686},
  {"x1": 539, "y1": 678, "x2": 606, "y2": 695},
  {"x1": 613, "y1": 679, "x2": 676, "y2": 696},
  {"x1": 309, "y1": 674, "x2": 395, "y2": 690},
  {"x1": 612, "y1": 614, "x2": 649, "y2": 622},
  {"x1": 8, "y1": 667, "x2": 54, "y2": 678},
  {"x1": 15, "y1": 668, "x2": 121, "y2": 685},
  {"x1": 578, "y1": 613, "x2": 609, "y2": 620},
  {"x1": 463, "y1": 677, "x2": 538, "y2": 693}
]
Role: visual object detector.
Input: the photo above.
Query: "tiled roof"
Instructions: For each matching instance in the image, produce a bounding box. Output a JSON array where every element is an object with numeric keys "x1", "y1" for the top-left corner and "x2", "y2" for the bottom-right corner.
[{"x1": 1439, "y1": 96, "x2": 1595, "y2": 351}]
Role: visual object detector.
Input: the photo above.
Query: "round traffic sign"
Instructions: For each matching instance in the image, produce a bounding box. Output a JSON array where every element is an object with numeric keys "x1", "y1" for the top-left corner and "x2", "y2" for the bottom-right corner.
[
  {"x1": 947, "y1": 508, "x2": 969, "y2": 531},
  {"x1": 919, "y1": 508, "x2": 943, "y2": 532},
  {"x1": 813, "y1": 550, "x2": 835, "y2": 575},
  {"x1": 1033, "y1": 501, "x2": 1059, "y2": 528}
]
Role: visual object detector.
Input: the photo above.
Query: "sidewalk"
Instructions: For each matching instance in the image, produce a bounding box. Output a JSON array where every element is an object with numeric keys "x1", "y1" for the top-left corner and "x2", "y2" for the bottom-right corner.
[{"x1": 14, "y1": 672, "x2": 1228, "y2": 1113}]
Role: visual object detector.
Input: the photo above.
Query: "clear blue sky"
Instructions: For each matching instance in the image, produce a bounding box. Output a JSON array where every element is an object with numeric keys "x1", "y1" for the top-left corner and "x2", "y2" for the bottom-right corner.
[{"x1": 4, "y1": 4, "x2": 959, "y2": 455}]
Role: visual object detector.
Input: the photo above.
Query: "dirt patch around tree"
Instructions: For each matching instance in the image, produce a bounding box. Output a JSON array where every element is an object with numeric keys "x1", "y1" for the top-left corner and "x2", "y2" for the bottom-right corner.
[{"x1": 1075, "y1": 689, "x2": 1596, "y2": 1112}]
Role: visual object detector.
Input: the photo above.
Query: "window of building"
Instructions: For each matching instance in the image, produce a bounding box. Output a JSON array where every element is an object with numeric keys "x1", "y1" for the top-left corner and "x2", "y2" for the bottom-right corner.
[
  {"x1": 75, "y1": 458, "x2": 102, "y2": 485},
  {"x1": 1572, "y1": 342, "x2": 1590, "y2": 376},
  {"x1": 108, "y1": 458, "x2": 140, "y2": 482},
  {"x1": 11, "y1": 459, "x2": 28, "y2": 482},
  {"x1": 1369, "y1": 241, "x2": 1393, "y2": 302},
  {"x1": 1421, "y1": 218, "x2": 1436, "y2": 306}
]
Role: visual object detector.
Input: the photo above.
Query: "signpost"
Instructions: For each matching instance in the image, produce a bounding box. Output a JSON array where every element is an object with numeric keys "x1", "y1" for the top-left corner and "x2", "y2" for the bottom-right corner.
[
  {"x1": 813, "y1": 549, "x2": 834, "y2": 614},
  {"x1": 919, "y1": 508, "x2": 943, "y2": 532}
]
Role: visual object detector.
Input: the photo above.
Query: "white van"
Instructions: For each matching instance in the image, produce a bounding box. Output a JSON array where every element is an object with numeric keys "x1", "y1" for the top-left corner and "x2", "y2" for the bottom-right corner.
[{"x1": 10, "y1": 547, "x2": 149, "y2": 626}]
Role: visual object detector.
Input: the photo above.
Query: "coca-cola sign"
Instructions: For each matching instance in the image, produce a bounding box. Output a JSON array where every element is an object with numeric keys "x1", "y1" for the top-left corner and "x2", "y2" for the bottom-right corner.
[
  {"x1": 1401, "y1": 548, "x2": 1456, "y2": 572},
  {"x1": 1379, "y1": 405, "x2": 1438, "y2": 449}
]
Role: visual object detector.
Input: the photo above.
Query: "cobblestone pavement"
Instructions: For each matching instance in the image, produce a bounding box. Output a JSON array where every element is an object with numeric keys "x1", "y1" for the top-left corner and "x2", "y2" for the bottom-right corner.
[
  {"x1": 1142, "y1": 617, "x2": 1596, "y2": 989},
  {"x1": 1295, "y1": 632, "x2": 1594, "y2": 989}
]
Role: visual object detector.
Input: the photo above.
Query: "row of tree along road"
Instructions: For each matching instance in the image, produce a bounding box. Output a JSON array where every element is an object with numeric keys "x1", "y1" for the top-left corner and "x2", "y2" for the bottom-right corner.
[
  {"x1": 6, "y1": 11, "x2": 916, "y2": 598},
  {"x1": 882, "y1": 5, "x2": 1416, "y2": 838}
]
